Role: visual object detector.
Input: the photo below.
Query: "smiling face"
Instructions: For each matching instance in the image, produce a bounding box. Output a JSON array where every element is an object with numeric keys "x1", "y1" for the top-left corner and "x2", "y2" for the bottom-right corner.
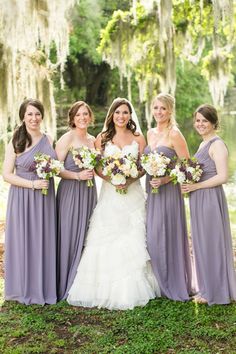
[
  {"x1": 194, "y1": 112, "x2": 215, "y2": 137},
  {"x1": 112, "y1": 104, "x2": 131, "y2": 128},
  {"x1": 23, "y1": 104, "x2": 43, "y2": 131},
  {"x1": 152, "y1": 99, "x2": 171, "y2": 126},
  {"x1": 73, "y1": 105, "x2": 91, "y2": 129}
]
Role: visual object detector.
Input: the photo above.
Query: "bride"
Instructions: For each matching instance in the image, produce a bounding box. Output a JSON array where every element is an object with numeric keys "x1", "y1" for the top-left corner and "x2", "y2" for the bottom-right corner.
[{"x1": 67, "y1": 97, "x2": 160, "y2": 310}]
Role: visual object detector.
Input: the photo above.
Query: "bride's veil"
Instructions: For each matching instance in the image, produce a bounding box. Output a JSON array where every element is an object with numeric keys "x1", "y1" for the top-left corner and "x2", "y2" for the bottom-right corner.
[{"x1": 102, "y1": 97, "x2": 143, "y2": 134}]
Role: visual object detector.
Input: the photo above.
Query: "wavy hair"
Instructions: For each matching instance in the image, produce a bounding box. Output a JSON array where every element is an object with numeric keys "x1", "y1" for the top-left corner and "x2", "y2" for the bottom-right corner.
[
  {"x1": 12, "y1": 98, "x2": 44, "y2": 154},
  {"x1": 101, "y1": 98, "x2": 138, "y2": 149}
]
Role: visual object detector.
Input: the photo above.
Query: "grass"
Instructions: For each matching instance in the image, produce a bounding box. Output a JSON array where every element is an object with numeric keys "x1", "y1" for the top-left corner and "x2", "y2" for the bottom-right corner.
[
  {"x1": 0, "y1": 178, "x2": 236, "y2": 353},
  {"x1": 0, "y1": 284, "x2": 236, "y2": 354}
]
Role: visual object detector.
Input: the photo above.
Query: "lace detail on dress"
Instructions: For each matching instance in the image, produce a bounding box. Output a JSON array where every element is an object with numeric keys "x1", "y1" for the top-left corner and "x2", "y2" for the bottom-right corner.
[{"x1": 104, "y1": 141, "x2": 139, "y2": 158}]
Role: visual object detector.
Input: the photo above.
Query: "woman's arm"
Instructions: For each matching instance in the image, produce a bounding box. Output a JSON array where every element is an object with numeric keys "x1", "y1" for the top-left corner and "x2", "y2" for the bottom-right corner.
[
  {"x1": 182, "y1": 140, "x2": 228, "y2": 193},
  {"x1": 3, "y1": 141, "x2": 48, "y2": 190},
  {"x1": 94, "y1": 133, "x2": 111, "y2": 182},
  {"x1": 170, "y1": 128, "x2": 190, "y2": 159}
]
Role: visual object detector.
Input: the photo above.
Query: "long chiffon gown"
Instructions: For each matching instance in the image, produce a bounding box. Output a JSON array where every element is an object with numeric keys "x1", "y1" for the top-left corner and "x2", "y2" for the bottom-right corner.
[
  {"x1": 189, "y1": 137, "x2": 236, "y2": 305},
  {"x1": 67, "y1": 141, "x2": 160, "y2": 310},
  {"x1": 56, "y1": 151, "x2": 97, "y2": 300},
  {"x1": 4, "y1": 135, "x2": 57, "y2": 305},
  {"x1": 145, "y1": 145, "x2": 192, "y2": 301}
]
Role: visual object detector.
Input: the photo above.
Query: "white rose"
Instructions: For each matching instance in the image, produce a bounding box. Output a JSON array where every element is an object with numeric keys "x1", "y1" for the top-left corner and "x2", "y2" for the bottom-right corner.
[
  {"x1": 177, "y1": 171, "x2": 186, "y2": 184},
  {"x1": 111, "y1": 173, "x2": 126, "y2": 185},
  {"x1": 130, "y1": 166, "x2": 139, "y2": 178}
]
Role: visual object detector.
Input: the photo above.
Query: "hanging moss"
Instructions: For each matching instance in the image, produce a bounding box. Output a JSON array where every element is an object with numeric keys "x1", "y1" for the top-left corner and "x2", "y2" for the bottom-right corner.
[{"x1": 0, "y1": 0, "x2": 75, "y2": 143}]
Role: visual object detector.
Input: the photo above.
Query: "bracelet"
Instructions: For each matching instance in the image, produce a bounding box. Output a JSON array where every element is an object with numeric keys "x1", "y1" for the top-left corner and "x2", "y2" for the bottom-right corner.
[
  {"x1": 77, "y1": 173, "x2": 81, "y2": 181},
  {"x1": 32, "y1": 180, "x2": 35, "y2": 190}
]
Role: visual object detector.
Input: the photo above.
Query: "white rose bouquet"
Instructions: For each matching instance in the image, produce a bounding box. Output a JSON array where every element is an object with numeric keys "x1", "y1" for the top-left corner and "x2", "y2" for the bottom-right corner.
[
  {"x1": 70, "y1": 146, "x2": 102, "y2": 187},
  {"x1": 141, "y1": 151, "x2": 171, "y2": 193},
  {"x1": 102, "y1": 152, "x2": 139, "y2": 194}
]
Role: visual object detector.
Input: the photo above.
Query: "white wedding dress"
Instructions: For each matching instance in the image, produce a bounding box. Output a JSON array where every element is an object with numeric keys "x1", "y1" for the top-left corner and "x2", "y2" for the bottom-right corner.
[{"x1": 67, "y1": 141, "x2": 160, "y2": 310}]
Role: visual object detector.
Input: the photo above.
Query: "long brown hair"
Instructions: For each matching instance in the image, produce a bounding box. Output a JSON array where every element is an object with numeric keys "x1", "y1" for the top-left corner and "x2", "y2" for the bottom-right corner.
[
  {"x1": 12, "y1": 98, "x2": 44, "y2": 154},
  {"x1": 101, "y1": 98, "x2": 138, "y2": 149},
  {"x1": 68, "y1": 101, "x2": 94, "y2": 128}
]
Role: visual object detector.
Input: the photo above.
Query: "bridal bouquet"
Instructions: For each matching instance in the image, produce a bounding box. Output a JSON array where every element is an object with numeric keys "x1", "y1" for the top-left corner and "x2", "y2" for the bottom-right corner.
[
  {"x1": 170, "y1": 157, "x2": 203, "y2": 196},
  {"x1": 30, "y1": 153, "x2": 64, "y2": 195},
  {"x1": 141, "y1": 151, "x2": 171, "y2": 193},
  {"x1": 102, "y1": 152, "x2": 139, "y2": 194},
  {"x1": 70, "y1": 146, "x2": 102, "y2": 187}
]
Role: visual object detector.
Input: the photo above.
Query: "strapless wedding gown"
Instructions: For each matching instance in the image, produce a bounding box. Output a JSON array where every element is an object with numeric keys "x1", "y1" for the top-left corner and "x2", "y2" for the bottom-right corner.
[{"x1": 67, "y1": 141, "x2": 160, "y2": 310}]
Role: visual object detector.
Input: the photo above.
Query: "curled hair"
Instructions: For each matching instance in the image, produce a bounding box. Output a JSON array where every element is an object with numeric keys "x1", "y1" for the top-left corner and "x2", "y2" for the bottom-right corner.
[
  {"x1": 152, "y1": 93, "x2": 177, "y2": 128},
  {"x1": 12, "y1": 98, "x2": 44, "y2": 154},
  {"x1": 101, "y1": 97, "x2": 138, "y2": 150},
  {"x1": 194, "y1": 104, "x2": 220, "y2": 130},
  {"x1": 68, "y1": 101, "x2": 94, "y2": 128}
]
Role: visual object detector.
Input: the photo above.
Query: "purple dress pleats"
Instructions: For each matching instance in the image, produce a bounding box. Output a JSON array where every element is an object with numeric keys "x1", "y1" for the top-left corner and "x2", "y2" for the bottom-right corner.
[
  {"x1": 56, "y1": 151, "x2": 97, "y2": 300},
  {"x1": 189, "y1": 137, "x2": 236, "y2": 305},
  {"x1": 4, "y1": 135, "x2": 57, "y2": 305},
  {"x1": 145, "y1": 145, "x2": 192, "y2": 301}
]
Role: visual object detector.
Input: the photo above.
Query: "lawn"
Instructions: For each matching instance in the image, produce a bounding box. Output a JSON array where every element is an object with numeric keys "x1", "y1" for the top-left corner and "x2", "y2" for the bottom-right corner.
[
  {"x1": 0, "y1": 178, "x2": 236, "y2": 353},
  {"x1": 0, "y1": 281, "x2": 236, "y2": 354}
]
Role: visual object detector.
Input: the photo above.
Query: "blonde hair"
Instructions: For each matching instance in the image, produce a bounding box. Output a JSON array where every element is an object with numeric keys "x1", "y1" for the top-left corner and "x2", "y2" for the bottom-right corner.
[{"x1": 152, "y1": 93, "x2": 177, "y2": 128}]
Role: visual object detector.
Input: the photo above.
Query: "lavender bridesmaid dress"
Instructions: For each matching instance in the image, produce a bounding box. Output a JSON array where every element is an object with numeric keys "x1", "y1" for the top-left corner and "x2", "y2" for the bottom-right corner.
[
  {"x1": 5, "y1": 135, "x2": 57, "y2": 305},
  {"x1": 145, "y1": 145, "x2": 192, "y2": 301},
  {"x1": 189, "y1": 137, "x2": 236, "y2": 305},
  {"x1": 56, "y1": 150, "x2": 97, "y2": 300}
]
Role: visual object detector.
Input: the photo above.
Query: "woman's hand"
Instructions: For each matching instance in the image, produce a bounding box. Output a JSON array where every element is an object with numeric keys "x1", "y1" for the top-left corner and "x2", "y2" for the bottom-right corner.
[
  {"x1": 150, "y1": 176, "x2": 170, "y2": 188},
  {"x1": 77, "y1": 169, "x2": 94, "y2": 181},
  {"x1": 33, "y1": 179, "x2": 49, "y2": 190},
  {"x1": 181, "y1": 183, "x2": 198, "y2": 194},
  {"x1": 115, "y1": 183, "x2": 127, "y2": 191}
]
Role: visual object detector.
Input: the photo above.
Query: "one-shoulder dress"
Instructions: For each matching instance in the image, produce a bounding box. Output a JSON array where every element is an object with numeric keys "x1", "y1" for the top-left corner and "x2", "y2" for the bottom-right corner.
[
  {"x1": 4, "y1": 135, "x2": 57, "y2": 305},
  {"x1": 145, "y1": 145, "x2": 192, "y2": 301},
  {"x1": 189, "y1": 137, "x2": 236, "y2": 305},
  {"x1": 56, "y1": 150, "x2": 97, "y2": 300},
  {"x1": 67, "y1": 141, "x2": 160, "y2": 310}
]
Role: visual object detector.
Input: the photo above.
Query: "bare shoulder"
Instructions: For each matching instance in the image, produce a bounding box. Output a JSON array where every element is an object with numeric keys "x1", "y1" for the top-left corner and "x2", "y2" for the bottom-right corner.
[
  {"x1": 87, "y1": 133, "x2": 95, "y2": 142},
  {"x1": 211, "y1": 138, "x2": 228, "y2": 155},
  {"x1": 95, "y1": 132, "x2": 103, "y2": 149},
  {"x1": 5, "y1": 139, "x2": 15, "y2": 155},
  {"x1": 169, "y1": 126, "x2": 183, "y2": 139},
  {"x1": 147, "y1": 128, "x2": 155, "y2": 138},
  {"x1": 134, "y1": 133, "x2": 146, "y2": 145},
  {"x1": 45, "y1": 133, "x2": 54, "y2": 145},
  {"x1": 133, "y1": 133, "x2": 146, "y2": 153},
  {"x1": 55, "y1": 131, "x2": 72, "y2": 147}
]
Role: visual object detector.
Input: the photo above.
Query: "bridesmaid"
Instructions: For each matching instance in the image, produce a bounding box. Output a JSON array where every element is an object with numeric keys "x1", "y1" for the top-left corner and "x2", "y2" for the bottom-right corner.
[
  {"x1": 3, "y1": 98, "x2": 57, "y2": 305},
  {"x1": 145, "y1": 93, "x2": 192, "y2": 301},
  {"x1": 181, "y1": 104, "x2": 236, "y2": 305},
  {"x1": 56, "y1": 101, "x2": 97, "y2": 301}
]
